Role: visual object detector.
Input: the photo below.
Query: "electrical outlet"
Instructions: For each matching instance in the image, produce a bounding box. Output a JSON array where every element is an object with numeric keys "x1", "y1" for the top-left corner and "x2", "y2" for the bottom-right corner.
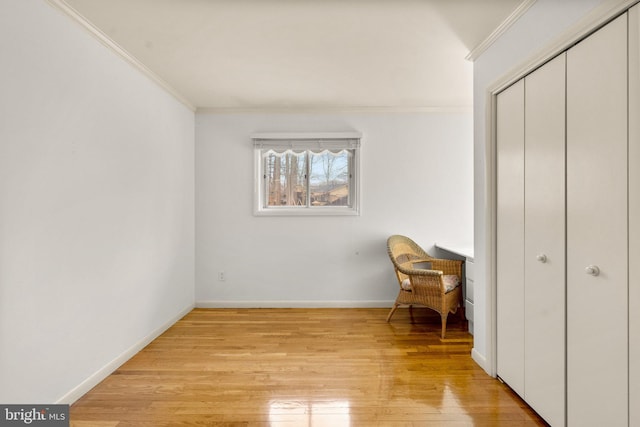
[{"x1": 218, "y1": 271, "x2": 225, "y2": 281}]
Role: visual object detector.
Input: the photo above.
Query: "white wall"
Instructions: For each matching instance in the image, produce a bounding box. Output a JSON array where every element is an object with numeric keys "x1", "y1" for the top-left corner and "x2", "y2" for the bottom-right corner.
[
  {"x1": 196, "y1": 113, "x2": 473, "y2": 305},
  {"x1": 0, "y1": 1, "x2": 195, "y2": 403},
  {"x1": 472, "y1": 0, "x2": 614, "y2": 371}
]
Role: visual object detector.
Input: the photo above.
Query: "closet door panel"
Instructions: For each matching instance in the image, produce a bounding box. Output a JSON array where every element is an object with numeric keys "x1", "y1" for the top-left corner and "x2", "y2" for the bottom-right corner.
[
  {"x1": 630, "y1": 5, "x2": 640, "y2": 426},
  {"x1": 567, "y1": 14, "x2": 628, "y2": 426},
  {"x1": 524, "y1": 53, "x2": 566, "y2": 427},
  {"x1": 496, "y1": 79, "x2": 525, "y2": 397}
]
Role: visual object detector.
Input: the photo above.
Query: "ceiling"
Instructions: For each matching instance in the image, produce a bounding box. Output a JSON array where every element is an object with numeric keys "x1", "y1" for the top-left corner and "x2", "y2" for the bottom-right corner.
[{"x1": 61, "y1": 0, "x2": 526, "y2": 111}]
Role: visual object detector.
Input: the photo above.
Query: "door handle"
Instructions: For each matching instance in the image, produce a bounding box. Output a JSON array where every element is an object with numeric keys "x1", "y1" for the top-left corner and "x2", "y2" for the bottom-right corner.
[
  {"x1": 585, "y1": 265, "x2": 600, "y2": 276},
  {"x1": 536, "y1": 254, "x2": 547, "y2": 263}
]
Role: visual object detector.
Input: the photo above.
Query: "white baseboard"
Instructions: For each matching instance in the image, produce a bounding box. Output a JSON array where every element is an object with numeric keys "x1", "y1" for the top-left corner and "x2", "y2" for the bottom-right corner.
[
  {"x1": 471, "y1": 348, "x2": 489, "y2": 374},
  {"x1": 196, "y1": 300, "x2": 394, "y2": 308},
  {"x1": 56, "y1": 304, "x2": 194, "y2": 404}
]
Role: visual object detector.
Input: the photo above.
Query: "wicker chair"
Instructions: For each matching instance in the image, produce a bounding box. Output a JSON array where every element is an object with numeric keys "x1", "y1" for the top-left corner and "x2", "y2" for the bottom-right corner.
[{"x1": 386, "y1": 235, "x2": 463, "y2": 339}]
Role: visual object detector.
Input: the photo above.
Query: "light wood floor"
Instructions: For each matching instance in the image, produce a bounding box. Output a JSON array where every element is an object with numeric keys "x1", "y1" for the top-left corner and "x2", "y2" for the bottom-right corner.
[{"x1": 70, "y1": 308, "x2": 546, "y2": 426}]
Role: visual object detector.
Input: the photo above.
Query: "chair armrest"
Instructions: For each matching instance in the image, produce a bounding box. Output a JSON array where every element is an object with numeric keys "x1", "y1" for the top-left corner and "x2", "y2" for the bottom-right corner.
[
  {"x1": 395, "y1": 264, "x2": 443, "y2": 277},
  {"x1": 395, "y1": 267, "x2": 445, "y2": 296}
]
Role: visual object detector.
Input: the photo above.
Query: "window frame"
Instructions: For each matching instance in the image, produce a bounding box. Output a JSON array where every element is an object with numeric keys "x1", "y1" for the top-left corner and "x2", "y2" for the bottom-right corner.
[{"x1": 253, "y1": 132, "x2": 362, "y2": 216}]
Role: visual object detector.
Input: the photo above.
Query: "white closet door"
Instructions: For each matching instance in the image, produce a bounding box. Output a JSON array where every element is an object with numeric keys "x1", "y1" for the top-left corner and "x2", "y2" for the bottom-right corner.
[
  {"x1": 524, "y1": 53, "x2": 566, "y2": 427},
  {"x1": 496, "y1": 79, "x2": 525, "y2": 397},
  {"x1": 567, "y1": 14, "x2": 628, "y2": 427},
  {"x1": 629, "y1": 5, "x2": 640, "y2": 426}
]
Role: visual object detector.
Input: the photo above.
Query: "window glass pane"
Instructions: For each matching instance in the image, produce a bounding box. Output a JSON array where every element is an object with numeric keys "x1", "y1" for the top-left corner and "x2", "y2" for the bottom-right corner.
[
  {"x1": 309, "y1": 150, "x2": 351, "y2": 207},
  {"x1": 264, "y1": 151, "x2": 307, "y2": 206}
]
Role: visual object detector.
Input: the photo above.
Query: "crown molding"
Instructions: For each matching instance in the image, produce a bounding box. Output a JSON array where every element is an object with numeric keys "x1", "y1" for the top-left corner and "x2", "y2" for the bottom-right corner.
[
  {"x1": 196, "y1": 105, "x2": 473, "y2": 115},
  {"x1": 43, "y1": 0, "x2": 476, "y2": 115},
  {"x1": 466, "y1": 0, "x2": 537, "y2": 62},
  {"x1": 45, "y1": 0, "x2": 196, "y2": 112},
  {"x1": 489, "y1": 0, "x2": 637, "y2": 95}
]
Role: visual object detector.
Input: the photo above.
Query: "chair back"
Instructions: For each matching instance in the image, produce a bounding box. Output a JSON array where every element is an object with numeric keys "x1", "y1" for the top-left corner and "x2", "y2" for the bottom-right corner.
[{"x1": 386, "y1": 235, "x2": 433, "y2": 284}]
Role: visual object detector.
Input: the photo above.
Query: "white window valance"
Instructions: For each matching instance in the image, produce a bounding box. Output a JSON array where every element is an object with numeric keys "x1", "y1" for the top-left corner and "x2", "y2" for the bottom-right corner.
[{"x1": 252, "y1": 132, "x2": 362, "y2": 153}]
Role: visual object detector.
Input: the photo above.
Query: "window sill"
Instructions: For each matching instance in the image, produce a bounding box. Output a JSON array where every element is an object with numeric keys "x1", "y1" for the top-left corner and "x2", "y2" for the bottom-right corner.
[{"x1": 254, "y1": 207, "x2": 360, "y2": 217}]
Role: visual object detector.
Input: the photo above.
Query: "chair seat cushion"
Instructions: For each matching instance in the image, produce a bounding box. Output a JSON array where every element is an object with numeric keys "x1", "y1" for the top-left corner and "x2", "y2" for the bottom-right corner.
[
  {"x1": 401, "y1": 275, "x2": 461, "y2": 293},
  {"x1": 442, "y1": 275, "x2": 461, "y2": 292}
]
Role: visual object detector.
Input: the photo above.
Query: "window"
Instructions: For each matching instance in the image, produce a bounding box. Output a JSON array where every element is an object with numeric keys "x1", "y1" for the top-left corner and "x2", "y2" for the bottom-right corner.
[{"x1": 253, "y1": 132, "x2": 361, "y2": 216}]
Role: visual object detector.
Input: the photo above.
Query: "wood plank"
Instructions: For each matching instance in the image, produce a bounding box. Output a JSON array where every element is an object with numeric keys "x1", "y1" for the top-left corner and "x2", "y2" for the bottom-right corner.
[{"x1": 70, "y1": 308, "x2": 546, "y2": 426}]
